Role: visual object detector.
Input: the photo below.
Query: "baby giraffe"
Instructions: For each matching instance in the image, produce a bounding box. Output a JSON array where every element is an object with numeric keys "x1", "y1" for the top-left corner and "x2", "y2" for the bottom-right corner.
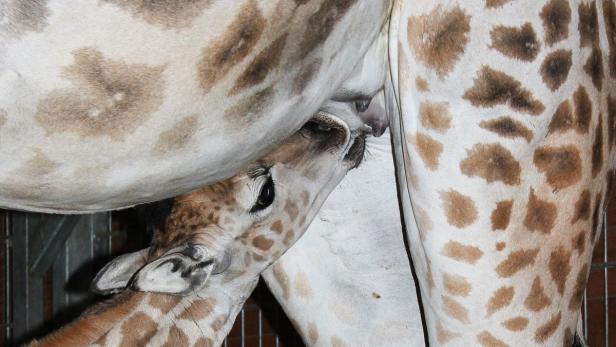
[{"x1": 29, "y1": 111, "x2": 367, "y2": 347}]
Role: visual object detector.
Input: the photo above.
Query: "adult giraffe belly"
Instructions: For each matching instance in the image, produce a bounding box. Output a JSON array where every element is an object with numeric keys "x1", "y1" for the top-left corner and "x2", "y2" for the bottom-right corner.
[
  {"x1": 0, "y1": 0, "x2": 390, "y2": 213},
  {"x1": 388, "y1": 0, "x2": 614, "y2": 346}
]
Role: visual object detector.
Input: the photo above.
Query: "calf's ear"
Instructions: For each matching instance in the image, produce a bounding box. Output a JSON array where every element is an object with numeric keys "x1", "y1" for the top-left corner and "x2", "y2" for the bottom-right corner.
[{"x1": 91, "y1": 249, "x2": 148, "y2": 295}]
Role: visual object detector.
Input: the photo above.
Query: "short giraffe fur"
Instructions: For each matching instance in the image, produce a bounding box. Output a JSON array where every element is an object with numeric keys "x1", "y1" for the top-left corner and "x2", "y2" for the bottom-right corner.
[
  {"x1": 28, "y1": 111, "x2": 367, "y2": 347},
  {"x1": 388, "y1": 0, "x2": 616, "y2": 345}
]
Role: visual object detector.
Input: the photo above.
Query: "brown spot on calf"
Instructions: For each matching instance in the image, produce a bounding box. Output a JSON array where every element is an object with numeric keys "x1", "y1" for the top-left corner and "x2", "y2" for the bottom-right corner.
[
  {"x1": 541, "y1": 0, "x2": 572, "y2": 46},
  {"x1": 270, "y1": 220, "x2": 284, "y2": 234},
  {"x1": 463, "y1": 66, "x2": 545, "y2": 115},
  {"x1": 293, "y1": 58, "x2": 322, "y2": 94},
  {"x1": 147, "y1": 294, "x2": 181, "y2": 314},
  {"x1": 524, "y1": 189, "x2": 557, "y2": 234},
  {"x1": 503, "y1": 317, "x2": 529, "y2": 331},
  {"x1": 161, "y1": 326, "x2": 189, "y2": 347},
  {"x1": 441, "y1": 241, "x2": 483, "y2": 264},
  {"x1": 414, "y1": 133, "x2": 443, "y2": 170},
  {"x1": 440, "y1": 190, "x2": 478, "y2": 228},
  {"x1": 35, "y1": 47, "x2": 165, "y2": 141},
  {"x1": 525, "y1": 277, "x2": 551, "y2": 311},
  {"x1": 496, "y1": 248, "x2": 540, "y2": 277},
  {"x1": 103, "y1": 0, "x2": 212, "y2": 29},
  {"x1": 297, "y1": 0, "x2": 357, "y2": 58},
  {"x1": 119, "y1": 312, "x2": 157, "y2": 347},
  {"x1": 541, "y1": 49, "x2": 572, "y2": 91},
  {"x1": 407, "y1": 6, "x2": 471, "y2": 78},
  {"x1": 548, "y1": 100, "x2": 574, "y2": 135},
  {"x1": 252, "y1": 235, "x2": 274, "y2": 251},
  {"x1": 480, "y1": 117, "x2": 533, "y2": 142},
  {"x1": 460, "y1": 143, "x2": 521, "y2": 185},
  {"x1": 224, "y1": 87, "x2": 274, "y2": 123},
  {"x1": 420, "y1": 102, "x2": 451, "y2": 133},
  {"x1": 491, "y1": 200, "x2": 513, "y2": 231},
  {"x1": 490, "y1": 23, "x2": 540, "y2": 61},
  {"x1": 442, "y1": 295, "x2": 470, "y2": 323},
  {"x1": 197, "y1": 1, "x2": 265, "y2": 93},
  {"x1": 485, "y1": 0, "x2": 511, "y2": 8},
  {"x1": 308, "y1": 323, "x2": 319, "y2": 344},
  {"x1": 533, "y1": 145, "x2": 582, "y2": 190},
  {"x1": 548, "y1": 246, "x2": 571, "y2": 295},
  {"x1": 416, "y1": 77, "x2": 430, "y2": 91},
  {"x1": 486, "y1": 286, "x2": 514, "y2": 316},
  {"x1": 178, "y1": 299, "x2": 214, "y2": 320},
  {"x1": 534, "y1": 313, "x2": 561, "y2": 343}
]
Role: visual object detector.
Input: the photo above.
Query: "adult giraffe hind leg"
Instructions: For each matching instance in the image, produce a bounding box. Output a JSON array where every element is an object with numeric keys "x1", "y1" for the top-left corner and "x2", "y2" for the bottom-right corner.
[{"x1": 389, "y1": 0, "x2": 615, "y2": 345}]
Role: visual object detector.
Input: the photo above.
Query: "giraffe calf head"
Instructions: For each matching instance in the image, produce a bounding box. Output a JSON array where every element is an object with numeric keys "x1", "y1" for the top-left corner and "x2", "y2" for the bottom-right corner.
[{"x1": 92, "y1": 111, "x2": 366, "y2": 296}]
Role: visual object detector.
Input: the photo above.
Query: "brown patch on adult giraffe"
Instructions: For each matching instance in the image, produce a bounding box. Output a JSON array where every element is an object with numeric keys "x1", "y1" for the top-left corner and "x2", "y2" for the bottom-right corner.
[
  {"x1": 407, "y1": 6, "x2": 471, "y2": 78},
  {"x1": 578, "y1": 1, "x2": 599, "y2": 48},
  {"x1": 147, "y1": 294, "x2": 182, "y2": 314},
  {"x1": 495, "y1": 248, "x2": 540, "y2": 277},
  {"x1": 490, "y1": 23, "x2": 540, "y2": 61},
  {"x1": 197, "y1": 1, "x2": 265, "y2": 93},
  {"x1": 194, "y1": 337, "x2": 214, "y2": 347},
  {"x1": 441, "y1": 241, "x2": 484, "y2": 264},
  {"x1": 541, "y1": 49, "x2": 572, "y2": 91},
  {"x1": 297, "y1": 0, "x2": 358, "y2": 58},
  {"x1": 524, "y1": 189, "x2": 557, "y2": 234},
  {"x1": 460, "y1": 143, "x2": 521, "y2": 185},
  {"x1": 585, "y1": 46, "x2": 604, "y2": 90},
  {"x1": 440, "y1": 190, "x2": 478, "y2": 228},
  {"x1": 592, "y1": 116, "x2": 604, "y2": 177},
  {"x1": 563, "y1": 327, "x2": 574, "y2": 347},
  {"x1": 294, "y1": 271, "x2": 313, "y2": 299},
  {"x1": 293, "y1": 58, "x2": 322, "y2": 94},
  {"x1": 569, "y1": 263, "x2": 589, "y2": 310},
  {"x1": 252, "y1": 235, "x2": 274, "y2": 251},
  {"x1": 503, "y1": 317, "x2": 529, "y2": 331},
  {"x1": 534, "y1": 312, "x2": 561, "y2": 343},
  {"x1": 480, "y1": 117, "x2": 533, "y2": 142},
  {"x1": 211, "y1": 314, "x2": 227, "y2": 332},
  {"x1": 548, "y1": 100, "x2": 574, "y2": 135},
  {"x1": 308, "y1": 323, "x2": 319, "y2": 344},
  {"x1": 300, "y1": 191, "x2": 309, "y2": 207},
  {"x1": 436, "y1": 321, "x2": 459, "y2": 344},
  {"x1": 331, "y1": 336, "x2": 350, "y2": 347},
  {"x1": 442, "y1": 273, "x2": 471, "y2": 297},
  {"x1": 491, "y1": 200, "x2": 513, "y2": 231},
  {"x1": 463, "y1": 66, "x2": 545, "y2": 115},
  {"x1": 119, "y1": 312, "x2": 157, "y2": 347},
  {"x1": 18, "y1": 149, "x2": 60, "y2": 177},
  {"x1": 572, "y1": 190, "x2": 591, "y2": 224},
  {"x1": 485, "y1": 0, "x2": 511, "y2": 8},
  {"x1": 420, "y1": 102, "x2": 451, "y2": 133},
  {"x1": 272, "y1": 263, "x2": 290, "y2": 299},
  {"x1": 486, "y1": 286, "x2": 514, "y2": 316},
  {"x1": 414, "y1": 133, "x2": 443, "y2": 170},
  {"x1": 533, "y1": 145, "x2": 582, "y2": 190},
  {"x1": 415, "y1": 77, "x2": 430, "y2": 92},
  {"x1": 3, "y1": 0, "x2": 50, "y2": 37},
  {"x1": 35, "y1": 47, "x2": 165, "y2": 141},
  {"x1": 477, "y1": 331, "x2": 508, "y2": 347},
  {"x1": 541, "y1": 0, "x2": 572, "y2": 46},
  {"x1": 572, "y1": 230, "x2": 586, "y2": 255},
  {"x1": 231, "y1": 33, "x2": 288, "y2": 94},
  {"x1": 102, "y1": 0, "x2": 212, "y2": 29},
  {"x1": 284, "y1": 200, "x2": 299, "y2": 222},
  {"x1": 224, "y1": 87, "x2": 274, "y2": 123},
  {"x1": 154, "y1": 115, "x2": 198, "y2": 154},
  {"x1": 591, "y1": 193, "x2": 602, "y2": 241},
  {"x1": 442, "y1": 295, "x2": 470, "y2": 324},
  {"x1": 161, "y1": 326, "x2": 189, "y2": 347},
  {"x1": 548, "y1": 246, "x2": 572, "y2": 295},
  {"x1": 524, "y1": 277, "x2": 551, "y2": 311},
  {"x1": 604, "y1": 0, "x2": 616, "y2": 77},
  {"x1": 178, "y1": 299, "x2": 215, "y2": 320},
  {"x1": 270, "y1": 220, "x2": 284, "y2": 234},
  {"x1": 608, "y1": 95, "x2": 616, "y2": 148},
  {"x1": 573, "y1": 86, "x2": 592, "y2": 134}
]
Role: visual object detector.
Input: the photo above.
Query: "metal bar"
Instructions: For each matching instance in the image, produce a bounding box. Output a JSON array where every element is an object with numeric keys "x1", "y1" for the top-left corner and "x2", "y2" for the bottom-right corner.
[
  {"x1": 29, "y1": 216, "x2": 80, "y2": 277},
  {"x1": 258, "y1": 309, "x2": 263, "y2": 347},
  {"x1": 4, "y1": 212, "x2": 11, "y2": 344},
  {"x1": 241, "y1": 308, "x2": 245, "y2": 347},
  {"x1": 583, "y1": 289, "x2": 588, "y2": 339},
  {"x1": 603, "y1": 213, "x2": 608, "y2": 347}
]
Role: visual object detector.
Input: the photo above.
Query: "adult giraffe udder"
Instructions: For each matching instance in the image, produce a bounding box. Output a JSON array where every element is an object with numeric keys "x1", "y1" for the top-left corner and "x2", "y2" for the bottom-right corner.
[{"x1": 0, "y1": 0, "x2": 391, "y2": 213}]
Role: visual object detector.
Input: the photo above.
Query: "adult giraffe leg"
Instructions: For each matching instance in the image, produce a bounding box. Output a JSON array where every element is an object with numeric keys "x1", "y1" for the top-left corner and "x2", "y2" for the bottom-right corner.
[{"x1": 388, "y1": 0, "x2": 615, "y2": 345}]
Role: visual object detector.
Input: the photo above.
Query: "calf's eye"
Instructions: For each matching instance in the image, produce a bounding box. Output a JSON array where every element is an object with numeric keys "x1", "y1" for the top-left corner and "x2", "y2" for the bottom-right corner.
[{"x1": 250, "y1": 176, "x2": 275, "y2": 213}]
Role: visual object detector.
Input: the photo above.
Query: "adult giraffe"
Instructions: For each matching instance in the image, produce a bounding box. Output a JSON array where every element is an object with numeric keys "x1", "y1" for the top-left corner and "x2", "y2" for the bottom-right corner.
[{"x1": 1, "y1": 1, "x2": 613, "y2": 346}]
